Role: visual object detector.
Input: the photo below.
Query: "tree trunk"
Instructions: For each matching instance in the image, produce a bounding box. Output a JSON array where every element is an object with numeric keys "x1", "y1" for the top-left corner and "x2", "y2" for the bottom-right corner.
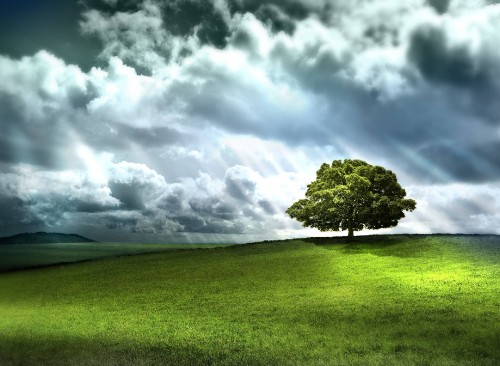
[
  {"x1": 347, "y1": 226, "x2": 354, "y2": 241},
  {"x1": 346, "y1": 207, "x2": 354, "y2": 242},
  {"x1": 347, "y1": 213, "x2": 354, "y2": 241}
]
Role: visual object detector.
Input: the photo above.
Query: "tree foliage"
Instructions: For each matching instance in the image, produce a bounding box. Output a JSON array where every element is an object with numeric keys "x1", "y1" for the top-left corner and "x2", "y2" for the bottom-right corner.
[{"x1": 286, "y1": 159, "x2": 416, "y2": 238}]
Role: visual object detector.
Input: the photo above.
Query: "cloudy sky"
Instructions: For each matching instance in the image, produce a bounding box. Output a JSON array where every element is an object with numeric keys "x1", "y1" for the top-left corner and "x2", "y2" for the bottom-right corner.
[{"x1": 1, "y1": 0, "x2": 500, "y2": 242}]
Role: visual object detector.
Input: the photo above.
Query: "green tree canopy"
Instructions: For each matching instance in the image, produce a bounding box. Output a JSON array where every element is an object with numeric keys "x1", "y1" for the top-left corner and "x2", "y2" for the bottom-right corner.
[{"x1": 286, "y1": 159, "x2": 416, "y2": 238}]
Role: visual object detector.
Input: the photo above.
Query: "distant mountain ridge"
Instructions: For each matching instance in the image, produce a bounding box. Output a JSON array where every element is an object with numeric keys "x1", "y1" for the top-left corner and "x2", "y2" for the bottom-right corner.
[{"x1": 0, "y1": 232, "x2": 96, "y2": 244}]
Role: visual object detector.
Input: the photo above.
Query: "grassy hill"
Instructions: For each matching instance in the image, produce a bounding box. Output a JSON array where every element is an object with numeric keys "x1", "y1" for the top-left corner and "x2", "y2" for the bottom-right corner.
[{"x1": 0, "y1": 235, "x2": 499, "y2": 365}]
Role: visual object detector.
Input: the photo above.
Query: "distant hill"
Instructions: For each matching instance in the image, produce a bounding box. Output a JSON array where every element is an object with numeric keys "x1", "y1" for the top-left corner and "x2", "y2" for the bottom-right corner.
[{"x1": 0, "y1": 232, "x2": 96, "y2": 244}]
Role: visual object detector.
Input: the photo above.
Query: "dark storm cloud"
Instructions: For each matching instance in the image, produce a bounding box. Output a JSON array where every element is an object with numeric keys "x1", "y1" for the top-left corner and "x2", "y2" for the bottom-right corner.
[
  {"x1": 108, "y1": 182, "x2": 146, "y2": 210},
  {"x1": 258, "y1": 199, "x2": 277, "y2": 215},
  {"x1": 188, "y1": 198, "x2": 240, "y2": 221},
  {"x1": 449, "y1": 196, "x2": 497, "y2": 218},
  {"x1": 157, "y1": 182, "x2": 244, "y2": 234},
  {"x1": 0, "y1": 93, "x2": 80, "y2": 169},
  {"x1": 405, "y1": 9, "x2": 500, "y2": 129},
  {"x1": 77, "y1": 0, "x2": 341, "y2": 67},
  {"x1": 79, "y1": 124, "x2": 184, "y2": 152},
  {"x1": 83, "y1": 0, "x2": 229, "y2": 47},
  {"x1": 253, "y1": 4, "x2": 297, "y2": 34},
  {"x1": 408, "y1": 23, "x2": 490, "y2": 88},
  {"x1": 224, "y1": 167, "x2": 257, "y2": 202},
  {"x1": 225, "y1": 0, "x2": 360, "y2": 28},
  {"x1": 79, "y1": 0, "x2": 230, "y2": 74},
  {"x1": 159, "y1": 0, "x2": 315, "y2": 44},
  {"x1": 121, "y1": 126, "x2": 183, "y2": 147},
  {"x1": 175, "y1": 214, "x2": 245, "y2": 234},
  {"x1": 104, "y1": 214, "x2": 140, "y2": 230},
  {"x1": 227, "y1": 0, "x2": 310, "y2": 34},
  {"x1": 323, "y1": 85, "x2": 500, "y2": 184},
  {"x1": 418, "y1": 141, "x2": 500, "y2": 182},
  {"x1": 427, "y1": 0, "x2": 451, "y2": 14},
  {"x1": 161, "y1": 1, "x2": 229, "y2": 47},
  {"x1": 230, "y1": 0, "x2": 310, "y2": 19},
  {"x1": 0, "y1": 168, "x2": 120, "y2": 233},
  {"x1": 0, "y1": 196, "x2": 44, "y2": 228},
  {"x1": 147, "y1": 166, "x2": 286, "y2": 236}
]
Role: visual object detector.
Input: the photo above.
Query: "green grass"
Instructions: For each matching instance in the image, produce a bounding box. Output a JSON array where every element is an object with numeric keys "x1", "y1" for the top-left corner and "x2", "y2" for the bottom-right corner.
[
  {"x1": 0, "y1": 235, "x2": 499, "y2": 365},
  {"x1": 0, "y1": 242, "x2": 230, "y2": 272}
]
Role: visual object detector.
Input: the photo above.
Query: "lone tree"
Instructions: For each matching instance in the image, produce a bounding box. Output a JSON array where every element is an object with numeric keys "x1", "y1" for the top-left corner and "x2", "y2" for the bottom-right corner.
[{"x1": 286, "y1": 159, "x2": 416, "y2": 239}]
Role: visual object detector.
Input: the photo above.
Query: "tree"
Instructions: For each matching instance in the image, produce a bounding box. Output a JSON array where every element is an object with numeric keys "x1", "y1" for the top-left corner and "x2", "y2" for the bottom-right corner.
[{"x1": 286, "y1": 159, "x2": 416, "y2": 239}]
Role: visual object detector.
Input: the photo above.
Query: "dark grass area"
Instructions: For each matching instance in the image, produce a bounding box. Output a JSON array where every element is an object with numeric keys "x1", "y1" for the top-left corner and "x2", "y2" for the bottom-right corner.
[{"x1": 0, "y1": 242, "x2": 231, "y2": 272}]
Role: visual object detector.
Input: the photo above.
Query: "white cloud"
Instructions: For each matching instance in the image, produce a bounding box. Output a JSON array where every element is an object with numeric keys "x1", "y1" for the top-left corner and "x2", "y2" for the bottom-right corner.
[
  {"x1": 160, "y1": 146, "x2": 204, "y2": 161},
  {"x1": 0, "y1": 51, "x2": 88, "y2": 119},
  {"x1": 272, "y1": 16, "x2": 350, "y2": 77},
  {"x1": 80, "y1": 1, "x2": 171, "y2": 72},
  {"x1": 349, "y1": 47, "x2": 413, "y2": 100},
  {"x1": 229, "y1": 12, "x2": 274, "y2": 58},
  {"x1": 404, "y1": 183, "x2": 500, "y2": 234},
  {"x1": 86, "y1": 57, "x2": 170, "y2": 128}
]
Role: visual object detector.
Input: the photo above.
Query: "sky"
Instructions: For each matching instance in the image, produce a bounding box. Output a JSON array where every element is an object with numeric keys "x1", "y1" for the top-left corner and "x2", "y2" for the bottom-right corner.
[{"x1": 1, "y1": 0, "x2": 500, "y2": 243}]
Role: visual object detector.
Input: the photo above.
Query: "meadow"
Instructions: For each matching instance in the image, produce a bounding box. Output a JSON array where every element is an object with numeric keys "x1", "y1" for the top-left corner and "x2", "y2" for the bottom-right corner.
[{"x1": 0, "y1": 235, "x2": 499, "y2": 365}]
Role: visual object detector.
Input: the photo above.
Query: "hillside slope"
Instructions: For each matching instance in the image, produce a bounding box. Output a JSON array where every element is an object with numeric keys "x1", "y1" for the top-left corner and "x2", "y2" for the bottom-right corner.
[{"x1": 0, "y1": 235, "x2": 499, "y2": 365}]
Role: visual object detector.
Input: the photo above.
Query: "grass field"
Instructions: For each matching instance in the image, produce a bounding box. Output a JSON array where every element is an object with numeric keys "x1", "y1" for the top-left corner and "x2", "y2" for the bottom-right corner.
[
  {"x1": 0, "y1": 235, "x2": 499, "y2": 365},
  {"x1": 0, "y1": 242, "x2": 230, "y2": 272}
]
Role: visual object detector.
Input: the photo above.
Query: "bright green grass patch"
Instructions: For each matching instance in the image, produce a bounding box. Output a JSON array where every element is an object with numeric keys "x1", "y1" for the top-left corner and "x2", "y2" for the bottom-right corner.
[
  {"x1": 0, "y1": 242, "x2": 230, "y2": 272},
  {"x1": 0, "y1": 235, "x2": 499, "y2": 365}
]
